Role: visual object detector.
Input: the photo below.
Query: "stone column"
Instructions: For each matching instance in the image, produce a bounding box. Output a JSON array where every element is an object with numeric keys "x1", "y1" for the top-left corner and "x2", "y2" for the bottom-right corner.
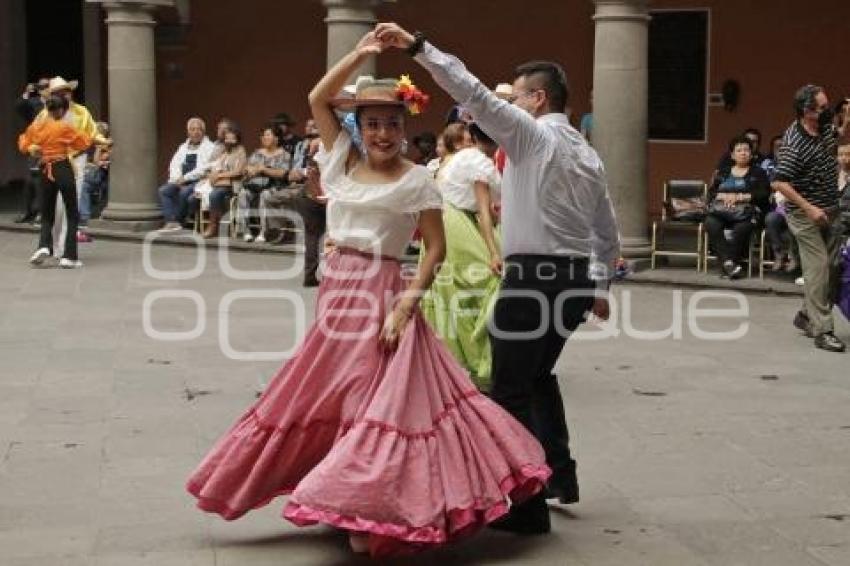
[
  {"x1": 88, "y1": 0, "x2": 173, "y2": 231},
  {"x1": 82, "y1": 2, "x2": 104, "y2": 117},
  {"x1": 592, "y1": 0, "x2": 651, "y2": 259},
  {"x1": 322, "y1": 0, "x2": 381, "y2": 77}
]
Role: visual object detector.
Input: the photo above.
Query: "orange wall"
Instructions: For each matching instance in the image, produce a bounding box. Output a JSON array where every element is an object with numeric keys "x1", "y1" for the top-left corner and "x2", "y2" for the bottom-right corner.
[{"x1": 153, "y1": 0, "x2": 849, "y2": 225}]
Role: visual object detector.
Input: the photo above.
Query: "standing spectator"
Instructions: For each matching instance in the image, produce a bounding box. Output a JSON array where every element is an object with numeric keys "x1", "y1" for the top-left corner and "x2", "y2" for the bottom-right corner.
[
  {"x1": 838, "y1": 142, "x2": 850, "y2": 234},
  {"x1": 773, "y1": 85, "x2": 850, "y2": 352},
  {"x1": 287, "y1": 118, "x2": 320, "y2": 185},
  {"x1": 13, "y1": 78, "x2": 50, "y2": 223},
  {"x1": 79, "y1": 121, "x2": 111, "y2": 227},
  {"x1": 157, "y1": 117, "x2": 216, "y2": 231},
  {"x1": 705, "y1": 136, "x2": 770, "y2": 279},
  {"x1": 271, "y1": 113, "x2": 302, "y2": 158},
  {"x1": 190, "y1": 128, "x2": 246, "y2": 238},
  {"x1": 294, "y1": 139, "x2": 326, "y2": 287},
  {"x1": 19, "y1": 95, "x2": 91, "y2": 268},
  {"x1": 579, "y1": 89, "x2": 593, "y2": 144},
  {"x1": 237, "y1": 124, "x2": 290, "y2": 241}
]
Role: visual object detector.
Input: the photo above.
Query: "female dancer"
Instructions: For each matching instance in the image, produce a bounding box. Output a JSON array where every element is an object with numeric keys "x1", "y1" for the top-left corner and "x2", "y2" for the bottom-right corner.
[
  {"x1": 186, "y1": 32, "x2": 549, "y2": 558},
  {"x1": 421, "y1": 122, "x2": 502, "y2": 390}
]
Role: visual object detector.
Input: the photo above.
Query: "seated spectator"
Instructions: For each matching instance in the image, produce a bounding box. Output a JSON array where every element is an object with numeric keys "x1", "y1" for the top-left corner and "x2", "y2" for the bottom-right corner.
[
  {"x1": 79, "y1": 121, "x2": 111, "y2": 227},
  {"x1": 287, "y1": 118, "x2": 320, "y2": 185},
  {"x1": 712, "y1": 128, "x2": 765, "y2": 184},
  {"x1": 237, "y1": 124, "x2": 290, "y2": 242},
  {"x1": 762, "y1": 135, "x2": 798, "y2": 272},
  {"x1": 157, "y1": 117, "x2": 216, "y2": 231},
  {"x1": 411, "y1": 132, "x2": 437, "y2": 165},
  {"x1": 840, "y1": 142, "x2": 850, "y2": 235},
  {"x1": 426, "y1": 133, "x2": 446, "y2": 177},
  {"x1": 257, "y1": 137, "x2": 318, "y2": 244},
  {"x1": 189, "y1": 128, "x2": 246, "y2": 238},
  {"x1": 705, "y1": 135, "x2": 771, "y2": 279}
]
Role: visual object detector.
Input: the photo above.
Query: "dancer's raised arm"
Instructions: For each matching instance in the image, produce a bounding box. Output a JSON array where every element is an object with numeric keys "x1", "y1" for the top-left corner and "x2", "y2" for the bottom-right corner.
[{"x1": 308, "y1": 31, "x2": 383, "y2": 150}]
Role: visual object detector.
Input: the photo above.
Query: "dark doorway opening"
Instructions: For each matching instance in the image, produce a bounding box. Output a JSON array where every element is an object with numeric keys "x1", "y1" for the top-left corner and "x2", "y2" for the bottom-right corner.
[{"x1": 26, "y1": 0, "x2": 85, "y2": 103}]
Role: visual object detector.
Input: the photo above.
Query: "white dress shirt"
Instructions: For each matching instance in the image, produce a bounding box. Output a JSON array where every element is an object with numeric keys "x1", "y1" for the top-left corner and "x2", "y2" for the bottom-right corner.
[
  {"x1": 415, "y1": 43, "x2": 620, "y2": 273},
  {"x1": 168, "y1": 136, "x2": 216, "y2": 183}
]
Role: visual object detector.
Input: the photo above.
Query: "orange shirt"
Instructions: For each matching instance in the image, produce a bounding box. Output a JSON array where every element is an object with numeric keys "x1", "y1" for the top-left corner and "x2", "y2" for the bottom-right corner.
[{"x1": 18, "y1": 118, "x2": 91, "y2": 164}]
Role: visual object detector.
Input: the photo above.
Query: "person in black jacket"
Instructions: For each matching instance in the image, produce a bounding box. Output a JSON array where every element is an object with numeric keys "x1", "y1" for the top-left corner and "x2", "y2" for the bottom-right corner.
[
  {"x1": 13, "y1": 79, "x2": 50, "y2": 223},
  {"x1": 705, "y1": 135, "x2": 771, "y2": 278}
]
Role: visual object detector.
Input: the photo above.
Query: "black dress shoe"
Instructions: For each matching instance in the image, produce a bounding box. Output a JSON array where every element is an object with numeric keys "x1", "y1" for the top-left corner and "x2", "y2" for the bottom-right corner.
[
  {"x1": 814, "y1": 332, "x2": 846, "y2": 353},
  {"x1": 545, "y1": 470, "x2": 579, "y2": 504},
  {"x1": 303, "y1": 276, "x2": 320, "y2": 288},
  {"x1": 488, "y1": 493, "x2": 550, "y2": 535}
]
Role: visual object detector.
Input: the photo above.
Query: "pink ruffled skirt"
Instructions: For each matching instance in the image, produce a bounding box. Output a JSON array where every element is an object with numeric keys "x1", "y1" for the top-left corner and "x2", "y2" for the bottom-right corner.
[{"x1": 186, "y1": 249, "x2": 550, "y2": 557}]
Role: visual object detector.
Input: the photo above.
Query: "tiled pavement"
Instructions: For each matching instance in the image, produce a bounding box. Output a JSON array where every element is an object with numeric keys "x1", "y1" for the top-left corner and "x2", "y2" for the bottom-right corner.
[{"x1": 0, "y1": 231, "x2": 848, "y2": 565}]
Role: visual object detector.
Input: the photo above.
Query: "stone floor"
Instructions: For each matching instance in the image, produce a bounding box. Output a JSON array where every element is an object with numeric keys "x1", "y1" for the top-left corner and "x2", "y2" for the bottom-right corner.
[{"x1": 0, "y1": 231, "x2": 848, "y2": 565}]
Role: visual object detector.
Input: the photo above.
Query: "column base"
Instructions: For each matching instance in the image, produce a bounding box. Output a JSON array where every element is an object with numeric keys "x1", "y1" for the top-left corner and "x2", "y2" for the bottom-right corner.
[{"x1": 91, "y1": 203, "x2": 163, "y2": 232}]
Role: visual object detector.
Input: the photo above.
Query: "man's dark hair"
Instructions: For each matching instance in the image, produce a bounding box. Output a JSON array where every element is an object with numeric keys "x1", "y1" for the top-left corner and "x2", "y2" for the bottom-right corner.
[
  {"x1": 514, "y1": 61, "x2": 569, "y2": 112},
  {"x1": 272, "y1": 112, "x2": 295, "y2": 126},
  {"x1": 793, "y1": 84, "x2": 823, "y2": 118},
  {"x1": 46, "y1": 94, "x2": 69, "y2": 114},
  {"x1": 468, "y1": 123, "x2": 495, "y2": 147}
]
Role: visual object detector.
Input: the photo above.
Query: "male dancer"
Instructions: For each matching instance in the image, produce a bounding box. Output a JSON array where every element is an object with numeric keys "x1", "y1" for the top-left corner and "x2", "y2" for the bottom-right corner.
[{"x1": 376, "y1": 22, "x2": 621, "y2": 533}]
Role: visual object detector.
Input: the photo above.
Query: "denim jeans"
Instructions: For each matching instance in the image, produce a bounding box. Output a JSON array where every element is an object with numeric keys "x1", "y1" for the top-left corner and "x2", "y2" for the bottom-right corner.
[{"x1": 158, "y1": 182, "x2": 196, "y2": 223}]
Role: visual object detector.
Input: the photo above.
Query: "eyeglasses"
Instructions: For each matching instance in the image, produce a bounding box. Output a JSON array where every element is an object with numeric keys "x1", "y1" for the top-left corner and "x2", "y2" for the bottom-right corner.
[{"x1": 361, "y1": 117, "x2": 403, "y2": 133}]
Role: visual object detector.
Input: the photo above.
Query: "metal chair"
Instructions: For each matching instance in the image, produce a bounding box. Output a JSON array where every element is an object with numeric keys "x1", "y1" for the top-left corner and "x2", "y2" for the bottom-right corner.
[{"x1": 651, "y1": 180, "x2": 708, "y2": 270}]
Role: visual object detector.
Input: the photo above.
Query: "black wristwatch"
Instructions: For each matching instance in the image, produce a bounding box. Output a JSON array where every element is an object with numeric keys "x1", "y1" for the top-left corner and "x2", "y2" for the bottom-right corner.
[{"x1": 406, "y1": 31, "x2": 426, "y2": 56}]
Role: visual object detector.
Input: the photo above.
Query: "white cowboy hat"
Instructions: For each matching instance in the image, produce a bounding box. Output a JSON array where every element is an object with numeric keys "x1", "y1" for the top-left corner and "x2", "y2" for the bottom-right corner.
[
  {"x1": 47, "y1": 76, "x2": 79, "y2": 94},
  {"x1": 494, "y1": 83, "x2": 513, "y2": 100}
]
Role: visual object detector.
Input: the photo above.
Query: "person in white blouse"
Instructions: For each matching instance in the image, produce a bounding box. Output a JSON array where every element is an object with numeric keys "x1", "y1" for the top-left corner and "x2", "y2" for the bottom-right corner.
[
  {"x1": 376, "y1": 22, "x2": 622, "y2": 534},
  {"x1": 421, "y1": 120, "x2": 503, "y2": 391}
]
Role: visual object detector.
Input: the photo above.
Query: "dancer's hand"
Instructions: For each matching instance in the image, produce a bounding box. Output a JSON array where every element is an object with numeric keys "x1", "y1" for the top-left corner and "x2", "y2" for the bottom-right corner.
[
  {"x1": 355, "y1": 31, "x2": 384, "y2": 57},
  {"x1": 27, "y1": 144, "x2": 41, "y2": 158},
  {"x1": 489, "y1": 254, "x2": 503, "y2": 276},
  {"x1": 379, "y1": 305, "x2": 413, "y2": 351},
  {"x1": 590, "y1": 297, "x2": 610, "y2": 321},
  {"x1": 374, "y1": 23, "x2": 415, "y2": 50}
]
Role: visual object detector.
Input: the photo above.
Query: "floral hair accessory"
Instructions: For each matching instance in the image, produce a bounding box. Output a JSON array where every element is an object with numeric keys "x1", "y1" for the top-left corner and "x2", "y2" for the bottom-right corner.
[{"x1": 396, "y1": 75, "x2": 430, "y2": 116}]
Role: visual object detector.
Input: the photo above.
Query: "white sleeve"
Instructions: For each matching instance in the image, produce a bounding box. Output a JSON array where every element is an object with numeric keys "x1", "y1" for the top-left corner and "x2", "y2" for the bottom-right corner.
[
  {"x1": 168, "y1": 144, "x2": 184, "y2": 183},
  {"x1": 402, "y1": 170, "x2": 443, "y2": 213},
  {"x1": 314, "y1": 129, "x2": 353, "y2": 194}
]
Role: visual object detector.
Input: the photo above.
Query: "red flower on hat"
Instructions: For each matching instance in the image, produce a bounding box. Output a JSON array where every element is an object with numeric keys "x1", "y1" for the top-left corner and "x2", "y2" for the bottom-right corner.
[{"x1": 396, "y1": 75, "x2": 430, "y2": 116}]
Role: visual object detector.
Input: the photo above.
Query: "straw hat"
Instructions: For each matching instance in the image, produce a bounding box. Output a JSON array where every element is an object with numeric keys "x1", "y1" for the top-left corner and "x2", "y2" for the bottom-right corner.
[
  {"x1": 494, "y1": 83, "x2": 513, "y2": 100},
  {"x1": 47, "y1": 76, "x2": 79, "y2": 94},
  {"x1": 331, "y1": 76, "x2": 405, "y2": 110}
]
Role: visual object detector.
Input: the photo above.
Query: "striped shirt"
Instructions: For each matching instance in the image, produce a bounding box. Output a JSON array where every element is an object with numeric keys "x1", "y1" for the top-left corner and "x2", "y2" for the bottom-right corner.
[{"x1": 775, "y1": 121, "x2": 839, "y2": 210}]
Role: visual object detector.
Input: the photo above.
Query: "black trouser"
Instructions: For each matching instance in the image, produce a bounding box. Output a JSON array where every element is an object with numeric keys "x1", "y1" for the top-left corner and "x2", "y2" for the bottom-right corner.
[
  {"x1": 38, "y1": 160, "x2": 78, "y2": 261},
  {"x1": 295, "y1": 194, "x2": 327, "y2": 283},
  {"x1": 704, "y1": 213, "x2": 754, "y2": 265},
  {"x1": 489, "y1": 255, "x2": 595, "y2": 492},
  {"x1": 21, "y1": 168, "x2": 42, "y2": 217}
]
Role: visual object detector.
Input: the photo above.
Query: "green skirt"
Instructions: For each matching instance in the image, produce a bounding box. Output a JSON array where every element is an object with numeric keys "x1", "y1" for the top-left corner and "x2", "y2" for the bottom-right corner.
[{"x1": 420, "y1": 204, "x2": 501, "y2": 391}]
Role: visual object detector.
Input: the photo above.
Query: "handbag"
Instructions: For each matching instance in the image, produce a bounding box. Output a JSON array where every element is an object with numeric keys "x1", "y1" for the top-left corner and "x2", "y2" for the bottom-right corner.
[
  {"x1": 708, "y1": 198, "x2": 754, "y2": 223},
  {"x1": 668, "y1": 197, "x2": 706, "y2": 222}
]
